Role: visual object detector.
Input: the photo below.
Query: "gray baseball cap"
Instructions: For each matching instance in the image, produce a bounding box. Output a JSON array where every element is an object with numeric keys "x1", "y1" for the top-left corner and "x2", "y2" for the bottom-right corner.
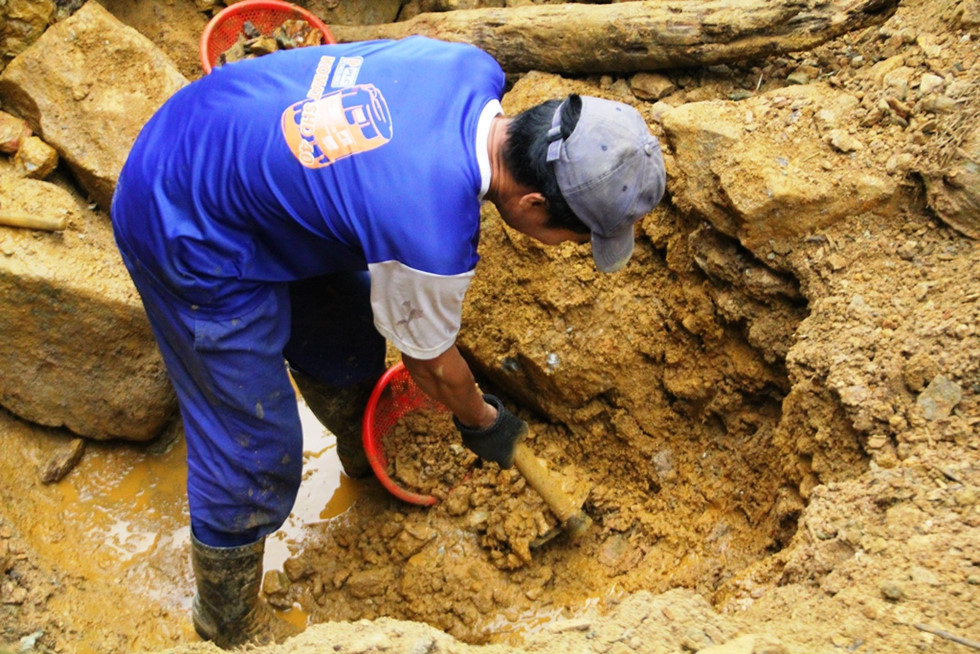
[{"x1": 546, "y1": 96, "x2": 666, "y2": 273}]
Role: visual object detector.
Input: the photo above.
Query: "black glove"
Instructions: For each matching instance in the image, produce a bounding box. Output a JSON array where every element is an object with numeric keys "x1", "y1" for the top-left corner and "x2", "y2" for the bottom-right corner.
[{"x1": 454, "y1": 394, "x2": 528, "y2": 469}]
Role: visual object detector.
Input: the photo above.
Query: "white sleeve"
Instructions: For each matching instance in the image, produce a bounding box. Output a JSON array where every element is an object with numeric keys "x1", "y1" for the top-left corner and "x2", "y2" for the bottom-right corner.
[{"x1": 368, "y1": 259, "x2": 474, "y2": 360}]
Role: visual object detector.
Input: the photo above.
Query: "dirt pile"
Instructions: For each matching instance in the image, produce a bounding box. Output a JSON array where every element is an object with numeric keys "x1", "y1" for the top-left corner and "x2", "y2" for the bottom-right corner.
[{"x1": 0, "y1": 1, "x2": 977, "y2": 653}]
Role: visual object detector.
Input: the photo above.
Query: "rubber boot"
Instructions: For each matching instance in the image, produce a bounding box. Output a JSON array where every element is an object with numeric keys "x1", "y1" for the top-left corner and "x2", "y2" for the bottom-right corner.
[
  {"x1": 291, "y1": 368, "x2": 376, "y2": 479},
  {"x1": 191, "y1": 533, "x2": 301, "y2": 649}
]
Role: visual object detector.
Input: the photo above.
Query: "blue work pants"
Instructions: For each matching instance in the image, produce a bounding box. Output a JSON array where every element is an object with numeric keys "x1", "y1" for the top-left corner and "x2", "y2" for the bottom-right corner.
[{"x1": 118, "y1": 251, "x2": 384, "y2": 547}]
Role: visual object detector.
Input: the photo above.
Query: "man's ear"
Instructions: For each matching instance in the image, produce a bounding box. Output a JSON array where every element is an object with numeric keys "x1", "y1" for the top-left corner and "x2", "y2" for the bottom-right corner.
[{"x1": 517, "y1": 192, "x2": 547, "y2": 211}]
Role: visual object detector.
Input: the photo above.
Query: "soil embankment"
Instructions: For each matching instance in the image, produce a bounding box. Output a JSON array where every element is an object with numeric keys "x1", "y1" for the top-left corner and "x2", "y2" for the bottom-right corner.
[{"x1": 0, "y1": 1, "x2": 977, "y2": 653}]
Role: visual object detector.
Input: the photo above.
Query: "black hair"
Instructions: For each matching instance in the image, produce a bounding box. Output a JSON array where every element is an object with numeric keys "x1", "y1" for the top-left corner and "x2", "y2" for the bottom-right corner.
[{"x1": 502, "y1": 94, "x2": 590, "y2": 234}]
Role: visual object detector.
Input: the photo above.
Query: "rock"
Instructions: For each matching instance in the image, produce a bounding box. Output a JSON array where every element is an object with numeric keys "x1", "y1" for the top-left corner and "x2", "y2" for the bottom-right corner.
[
  {"x1": 0, "y1": 1, "x2": 188, "y2": 208},
  {"x1": 12, "y1": 136, "x2": 57, "y2": 179},
  {"x1": 826, "y1": 253, "x2": 848, "y2": 271},
  {"x1": 753, "y1": 638, "x2": 790, "y2": 654},
  {"x1": 39, "y1": 437, "x2": 85, "y2": 483},
  {"x1": 0, "y1": 171, "x2": 175, "y2": 440},
  {"x1": 650, "y1": 100, "x2": 674, "y2": 122},
  {"x1": 261, "y1": 569, "x2": 294, "y2": 609},
  {"x1": 658, "y1": 103, "x2": 742, "y2": 237},
  {"x1": 916, "y1": 375, "x2": 963, "y2": 420},
  {"x1": 956, "y1": 0, "x2": 980, "y2": 28},
  {"x1": 1, "y1": 580, "x2": 28, "y2": 604},
  {"x1": 262, "y1": 569, "x2": 289, "y2": 595},
  {"x1": 869, "y1": 55, "x2": 906, "y2": 85},
  {"x1": 916, "y1": 33, "x2": 942, "y2": 59},
  {"x1": 954, "y1": 488, "x2": 978, "y2": 507},
  {"x1": 787, "y1": 71, "x2": 811, "y2": 85},
  {"x1": 813, "y1": 95, "x2": 860, "y2": 131},
  {"x1": 918, "y1": 73, "x2": 945, "y2": 96},
  {"x1": 910, "y1": 565, "x2": 939, "y2": 585},
  {"x1": 346, "y1": 567, "x2": 394, "y2": 599},
  {"x1": 0, "y1": 3, "x2": 188, "y2": 440},
  {"x1": 652, "y1": 449, "x2": 677, "y2": 483},
  {"x1": 283, "y1": 556, "x2": 313, "y2": 583},
  {"x1": 697, "y1": 634, "x2": 790, "y2": 654},
  {"x1": 896, "y1": 240, "x2": 917, "y2": 261},
  {"x1": 697, "y1": 634, "x2": 757, "y2": 653},
  {"x1": 885, "y1": 151, "x2": 915, "y2": 174},
  {"x1": 662, "y1": 84, "x2": 897, "y2": 261},
  {"x1": 923, "y1": 123, "x2": 980, "y2": 238},
  {"x1": 0, "y1": 539, "x2": 9, "y2": 573},
  {"x1": 947, "y1": 80, "x2": 973, "y2": 99},
  {"x1": 883, "y1": 66, "x2": 915, "y2": 100},
  {"x1": 902, "y1": 353, "x2": 938, "y2": 393},
  {"x1": 880, "y1": 579, "x2": 906, "y2": 601},
  {"x1": 0, "y1": 110, "x2": 31, "y2": 153},
  {"x1": 827, "y1": 129, "x2": 864, "y2": 152},
  {"x1": 681, "y1": 626, "x2": 715, "y2": 651},
  {"x1": 306, "y1": 0, "x2": 404, "y2": 25},
  {"x1": 630, "y1": 72, "x2": 676, "y2": 101},
  {"x1": 0, "y1": 0, "x2": 55, "y2": 68},
  {"x1": 920, "y1": 94, "x2": 959, "y2": 113},
  {"x1": 688, "y1": 225, "x2": 800, "y2": 301}
]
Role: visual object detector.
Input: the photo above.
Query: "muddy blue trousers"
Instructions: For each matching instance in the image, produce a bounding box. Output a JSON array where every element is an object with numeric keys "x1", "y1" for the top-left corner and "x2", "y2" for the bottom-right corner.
[{"x1": 118, "y1": 251, "x2": 385, "y2": 548}]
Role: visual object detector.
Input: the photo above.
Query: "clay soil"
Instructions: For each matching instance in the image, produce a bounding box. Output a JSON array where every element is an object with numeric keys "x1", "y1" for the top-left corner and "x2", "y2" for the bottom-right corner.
[{"x1": 1, "y1": 1, "x2": 978, "y2": 654}]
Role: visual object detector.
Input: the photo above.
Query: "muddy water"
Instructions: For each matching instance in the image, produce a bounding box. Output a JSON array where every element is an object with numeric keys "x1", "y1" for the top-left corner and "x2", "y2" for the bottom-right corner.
[
  {"x1": 44, "y1": 430, "x2": 191, "y2": 610},
  {"x1": 269, "y1": 402, "x2": 361, "y2": 573},
  {"x1": 0, "y1": 397, "x2": 359, "y2": 651}
]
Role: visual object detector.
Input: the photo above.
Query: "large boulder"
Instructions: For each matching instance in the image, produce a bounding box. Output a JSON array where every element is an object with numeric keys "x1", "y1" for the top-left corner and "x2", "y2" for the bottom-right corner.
[
  {"x1": 661, "y1": 84, "x2": 899, "y2": 265},
  {"x1": 0, "y1": 0, "x2": 187, "y2": 209},
  {"x1": 0, "y1": 169, "x2": 175, "y2": 440},
  {"x1": 0, "y1": 0, "x2": 187, "y2": 441}
]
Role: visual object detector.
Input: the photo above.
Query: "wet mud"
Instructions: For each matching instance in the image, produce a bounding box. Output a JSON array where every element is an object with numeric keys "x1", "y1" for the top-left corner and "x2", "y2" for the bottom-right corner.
[{"x1": 1, "y1": 1, "x2": 978, "y2": 653}]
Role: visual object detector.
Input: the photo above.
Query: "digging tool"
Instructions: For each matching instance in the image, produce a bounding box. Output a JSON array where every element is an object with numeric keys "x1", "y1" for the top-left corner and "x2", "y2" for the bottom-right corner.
[
  {"x1": 0, "y1": 209, "x2": 66, "y2": 232},
  {"x1": 513, "y1": 441, "x2": 592, "y2": 541},
  {"x1": 364, "y1": 362, "x2": 593, "y2": 541},
  {"x1": 454, "y1": 392, "x2": 593, "y2": 540}
]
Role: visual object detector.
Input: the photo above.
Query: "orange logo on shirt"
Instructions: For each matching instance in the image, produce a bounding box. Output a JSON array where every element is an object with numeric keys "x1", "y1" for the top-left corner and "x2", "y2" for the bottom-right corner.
[{"x1": 281, "y1": 84, "x2": 392, "y2": 169}]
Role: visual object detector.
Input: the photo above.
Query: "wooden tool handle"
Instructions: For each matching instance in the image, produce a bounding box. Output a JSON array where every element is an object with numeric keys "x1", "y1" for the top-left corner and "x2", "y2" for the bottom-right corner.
[
  {"x1": 513, "y1": 442, "x2": 592, "y2": 541},
  {"x1": 0, "y1": 209, "x2": 66, "y2": 232}
]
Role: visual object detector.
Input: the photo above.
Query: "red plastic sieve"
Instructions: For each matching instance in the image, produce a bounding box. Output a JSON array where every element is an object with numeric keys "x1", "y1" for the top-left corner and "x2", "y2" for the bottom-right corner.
[
  {"x1": 199, "y1": 0, "x2": 336, "y2": 74},
  {"x1": 363, "y1": 364, "x2": 594, "y2": 540},
  {"x1": 362, "y1": 362, "x2": 444, "y2": 506}
]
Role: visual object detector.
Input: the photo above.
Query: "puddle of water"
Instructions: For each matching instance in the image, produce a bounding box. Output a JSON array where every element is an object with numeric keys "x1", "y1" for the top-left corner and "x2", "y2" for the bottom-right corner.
[
  {"x1": 3, "y1": 393, "x2": 358, "y2": 619},
  {"x1": 265, "y1": 399, "x2": 361, "y2": 573}
]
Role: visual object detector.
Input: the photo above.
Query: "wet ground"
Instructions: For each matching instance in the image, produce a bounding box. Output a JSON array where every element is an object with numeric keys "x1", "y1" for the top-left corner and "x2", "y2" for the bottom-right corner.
[
  {"x1": 1, "y1": 1, "x2": 978, "y2": 653},
  {"x1": 0, "y1": 395, "x2": 354, "y2": 653}
]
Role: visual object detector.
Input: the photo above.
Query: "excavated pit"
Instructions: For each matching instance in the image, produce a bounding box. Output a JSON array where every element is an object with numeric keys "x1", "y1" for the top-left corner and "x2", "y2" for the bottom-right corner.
[
  {"x1": 4, "y1": 2, "x2": 979, "y2": 653},
  {"x1": 0, "y1": 207, "x2": 839, "y2": 652},
  {"x1": 247, "y1": 203, "x2": 850, "y2": 645}
]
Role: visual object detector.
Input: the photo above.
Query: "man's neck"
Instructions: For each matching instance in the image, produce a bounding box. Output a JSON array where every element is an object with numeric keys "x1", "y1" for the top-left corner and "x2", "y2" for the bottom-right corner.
[{"x1": 484, "y1": 115, "x2": 511, "y2": 206}]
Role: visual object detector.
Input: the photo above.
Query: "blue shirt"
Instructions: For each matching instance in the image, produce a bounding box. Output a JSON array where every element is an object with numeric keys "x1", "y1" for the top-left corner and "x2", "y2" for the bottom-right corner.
[{"x1": 113, "y1": 36, "x2": 506, "y2": 358}]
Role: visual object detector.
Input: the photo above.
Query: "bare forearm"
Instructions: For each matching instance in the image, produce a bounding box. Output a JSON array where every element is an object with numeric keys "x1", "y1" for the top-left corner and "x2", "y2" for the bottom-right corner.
[{"x1": 402, "y1": 347, "x2": 496, "y2": 429}]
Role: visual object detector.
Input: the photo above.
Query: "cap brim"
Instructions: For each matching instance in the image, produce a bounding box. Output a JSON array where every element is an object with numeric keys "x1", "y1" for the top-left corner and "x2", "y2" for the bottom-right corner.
[{"x1": 591, "y1": 223, "x2": 635, "y2": 273}]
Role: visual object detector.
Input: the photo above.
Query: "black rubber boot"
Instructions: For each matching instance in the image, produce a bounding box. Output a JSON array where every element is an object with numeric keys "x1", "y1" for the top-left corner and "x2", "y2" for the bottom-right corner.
[
  {"x1": 290, "y1": 368, "x2": 376, "y2": 479},
  {"x1": 191, "y1": 533, "x2": 301, "y2": 649}
]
